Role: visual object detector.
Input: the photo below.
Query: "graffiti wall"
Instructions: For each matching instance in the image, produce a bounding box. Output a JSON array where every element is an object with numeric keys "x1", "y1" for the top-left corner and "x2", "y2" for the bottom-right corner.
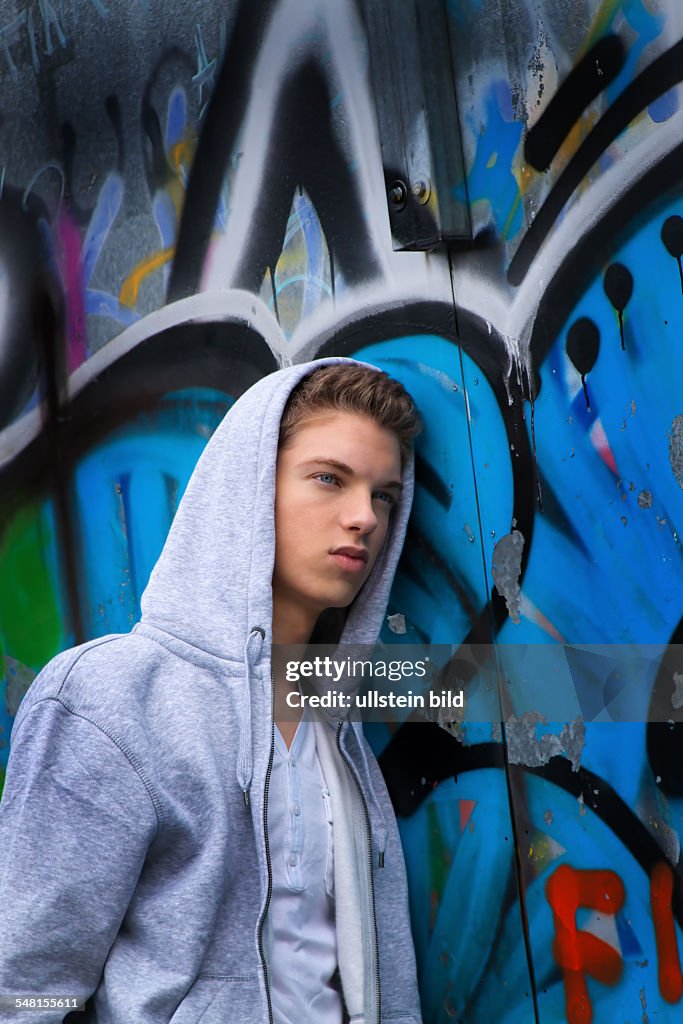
[{"x1": 1, "y1": 0, "x2": 683, "y2": 1021}]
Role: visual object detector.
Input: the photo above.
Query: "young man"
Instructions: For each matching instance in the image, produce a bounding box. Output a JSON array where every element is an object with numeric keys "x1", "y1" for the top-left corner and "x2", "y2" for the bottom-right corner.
[{"x1": 0, "y1": 356, "x2": 423, "y2": 1024}]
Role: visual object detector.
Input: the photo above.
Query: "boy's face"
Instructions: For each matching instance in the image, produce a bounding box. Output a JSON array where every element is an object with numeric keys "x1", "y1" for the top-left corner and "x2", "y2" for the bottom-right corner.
[{"x1": 272, "y1": 410, "x2": 403, "y2": 631}]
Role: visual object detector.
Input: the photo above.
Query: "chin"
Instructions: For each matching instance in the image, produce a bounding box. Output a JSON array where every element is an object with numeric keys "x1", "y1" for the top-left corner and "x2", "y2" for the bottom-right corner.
[{"x1": 325, "y1": 588, "x2": 363, "y2": 610}]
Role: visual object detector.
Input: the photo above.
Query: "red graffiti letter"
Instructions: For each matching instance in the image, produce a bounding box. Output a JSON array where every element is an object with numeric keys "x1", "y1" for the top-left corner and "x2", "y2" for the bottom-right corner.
[
  {"x1": 650, "y1": 861, "x2": 683, "y2": 1003},
  {"x1": 546, "y1": 865, "x2": 625, "y2": 1024}
]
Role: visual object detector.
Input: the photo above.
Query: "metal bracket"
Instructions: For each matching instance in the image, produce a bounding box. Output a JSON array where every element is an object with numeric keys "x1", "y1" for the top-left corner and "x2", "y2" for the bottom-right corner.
[{"x1": 362, "y1": 0, "x2": 472, "y2": 250}]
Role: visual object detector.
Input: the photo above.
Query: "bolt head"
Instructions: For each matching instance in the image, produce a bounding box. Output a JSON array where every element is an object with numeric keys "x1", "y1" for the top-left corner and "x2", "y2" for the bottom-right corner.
[
  {"x1": 388, "y1": 179, "x2": 408, "y2": 209},
  {"x1": 411, "y1": 178, "x2": 431, "y2": 204}
]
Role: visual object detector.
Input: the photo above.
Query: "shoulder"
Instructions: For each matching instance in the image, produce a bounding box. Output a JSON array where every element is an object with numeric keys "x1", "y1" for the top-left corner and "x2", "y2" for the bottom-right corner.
[{"x1": 11, "y1": 630, "x2": 160, "y2": 736}]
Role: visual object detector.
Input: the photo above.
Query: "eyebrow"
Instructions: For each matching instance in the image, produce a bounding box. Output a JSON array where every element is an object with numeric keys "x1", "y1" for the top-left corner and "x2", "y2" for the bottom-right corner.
[{"x1": 298, "y1": 458, "x2": 403, "y2": 491}]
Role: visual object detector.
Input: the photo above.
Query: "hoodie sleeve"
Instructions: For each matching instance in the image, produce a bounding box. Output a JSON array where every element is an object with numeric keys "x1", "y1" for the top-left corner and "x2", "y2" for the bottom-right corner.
[{"x1": 0, "y1": 696, "x2": 160, "y2": 1021}]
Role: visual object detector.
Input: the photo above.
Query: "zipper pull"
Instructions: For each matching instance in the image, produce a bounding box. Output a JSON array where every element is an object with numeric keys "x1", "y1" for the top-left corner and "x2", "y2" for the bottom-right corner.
[
  {"x1": 378, "y1": 849, "x2": 385, "y2": 869},
  {"x1": 243, "y1": 788, "x2": 250, "y2": 807}
]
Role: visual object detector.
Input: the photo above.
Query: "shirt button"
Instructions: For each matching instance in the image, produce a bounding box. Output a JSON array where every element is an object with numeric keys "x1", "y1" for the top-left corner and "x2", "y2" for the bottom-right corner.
[
  {"x1": 288, "y1": 854, "x2": 298, "y2": 866},
  {"x1": 289, "y1": 755, "x2": 296, "y2": 766},
  {"x1": 292, "y1": 803, "x2": 301, "y2": 816}
]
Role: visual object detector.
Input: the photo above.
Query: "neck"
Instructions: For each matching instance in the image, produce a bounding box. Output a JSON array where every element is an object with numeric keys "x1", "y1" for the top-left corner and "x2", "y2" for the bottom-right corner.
[{"x1": 271, "y1": 601, "x2": 317, "y2": 646}]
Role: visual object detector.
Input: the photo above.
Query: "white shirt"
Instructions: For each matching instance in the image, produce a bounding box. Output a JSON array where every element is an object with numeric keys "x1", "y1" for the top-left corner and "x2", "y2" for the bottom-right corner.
[{"x1": 266, "y1": 717, "x2": 343, "y2": 1023}]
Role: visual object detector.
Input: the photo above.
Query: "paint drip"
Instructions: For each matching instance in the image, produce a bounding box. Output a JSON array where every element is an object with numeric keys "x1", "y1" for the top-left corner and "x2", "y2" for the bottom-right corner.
[
  {"x1": 502, "y1": 331, "x2": 542, "y2": 506},
  {"x1": 603, "y1": 263, "x2": 633, "y2": 351},
  {"x1": 661, "y1": 214, "x2": 683, "y2": 294},
  {"x1": 566, "y1": 317, "x2": 599, "y2": 411}
]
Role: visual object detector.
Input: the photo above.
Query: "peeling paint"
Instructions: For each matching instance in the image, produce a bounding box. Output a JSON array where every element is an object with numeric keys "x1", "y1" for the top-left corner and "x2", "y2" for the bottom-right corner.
[
  {"x1": 505, "y1": 712, "x2": 585, "y2": 771},
  {"x1": 668, "y1": 415, "x2": 683, "y2": 489},
  {"x1": 422, "y1": 690, "x2": 466, "y2": 735},
  {"x1": 672, "y1": 671, "x2": 683, "y2": 709},
  {"x1": 640, "y1": 986, "x2": 649, "y2": 1024},
  {"x1": 386, "y1": 612, "x2": 406, "y2": 635},
  {"x1": 438, "y1": 719, "x2": 464, "y2": 741},
  {"x1": 492, "y1": 529, "x2": 525, "y2": 624},
  {"x1": 638, "y1": 489, "x2": 653, "y2": 508}
]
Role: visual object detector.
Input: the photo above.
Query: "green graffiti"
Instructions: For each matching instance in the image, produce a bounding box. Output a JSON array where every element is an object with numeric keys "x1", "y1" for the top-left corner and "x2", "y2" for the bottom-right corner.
[{"x1": 0, "y1": 504, "x2": 63, "y2": 670}]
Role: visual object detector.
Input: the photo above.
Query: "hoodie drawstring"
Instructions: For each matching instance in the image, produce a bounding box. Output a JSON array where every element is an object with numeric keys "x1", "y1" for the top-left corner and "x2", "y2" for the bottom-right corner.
[
  {"x1": 237, "y1": 626, "x2": 265, "y2": 806},
  {"x1": 238, "y1": 631, "x2": 387, "y2": 866}
]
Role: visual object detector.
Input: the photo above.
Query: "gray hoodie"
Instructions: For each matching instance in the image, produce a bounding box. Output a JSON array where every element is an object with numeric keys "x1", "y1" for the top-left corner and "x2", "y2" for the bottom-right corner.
[{"x1": 0, "y1": 356, "x2": 422, "y2": 1024}]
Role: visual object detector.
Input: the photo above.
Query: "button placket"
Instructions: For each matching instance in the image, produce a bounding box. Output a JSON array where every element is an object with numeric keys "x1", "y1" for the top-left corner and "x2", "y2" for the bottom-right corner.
[
  {"x1": 285, "y1": 740, "x2": 304, "y2": 889},
  {"x1": 321, "y1": 784, "x2": 335, "y2": 898}
]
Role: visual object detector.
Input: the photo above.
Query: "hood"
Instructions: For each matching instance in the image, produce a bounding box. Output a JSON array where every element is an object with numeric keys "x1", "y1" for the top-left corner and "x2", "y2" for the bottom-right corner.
[{"x1": 139, "y1": 356, "x2": 415, "y2": 659}]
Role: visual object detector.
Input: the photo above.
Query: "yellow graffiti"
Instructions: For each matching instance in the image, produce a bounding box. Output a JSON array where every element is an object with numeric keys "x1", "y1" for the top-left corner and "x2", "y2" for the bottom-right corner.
[
  {"x1": 119, "y1": 134, "x2": 196, "y2": 309},
  {"x1": 120, "y1": 246, "x2": 176, "y2": 308},
  {"x1": 502, "y1": 188, "x2": 522, "y2": 241},
  {"x1": 557, "y1": 109, "x2": 599, "y2": 185}
]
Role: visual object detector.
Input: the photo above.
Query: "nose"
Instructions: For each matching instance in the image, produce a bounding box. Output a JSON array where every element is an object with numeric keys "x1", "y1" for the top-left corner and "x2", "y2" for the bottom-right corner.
[{"x1": 341, "y1": 486, "x2": 379, "y2": 535}]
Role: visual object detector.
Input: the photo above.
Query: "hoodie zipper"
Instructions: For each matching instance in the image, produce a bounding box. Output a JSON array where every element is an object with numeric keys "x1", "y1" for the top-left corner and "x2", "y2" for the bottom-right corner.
[
  {"x1": 335, "y1": 721, "x2": 381, "y2": 1024},
  {"x1": 257, "y1": 674, "x2": 275, "y2": 1024}
]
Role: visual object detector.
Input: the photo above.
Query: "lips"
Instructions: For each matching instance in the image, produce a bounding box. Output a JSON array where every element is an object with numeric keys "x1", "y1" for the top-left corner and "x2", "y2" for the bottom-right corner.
[
  {"x1": 331, "y1": 548, "x2": 368, "y2": 565},
  {"x1": 330, "y1": 547, "x2": 369, "y2": 572}
]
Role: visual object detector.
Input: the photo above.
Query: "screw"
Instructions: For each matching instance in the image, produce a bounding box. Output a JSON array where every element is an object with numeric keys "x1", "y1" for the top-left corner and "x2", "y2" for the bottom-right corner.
[
  {"x1": 411, "y1": 178, "x2": 431, "y2": 204},
  {"x1": 388, "y1": 179, "x2": 407, "y2": 209}
]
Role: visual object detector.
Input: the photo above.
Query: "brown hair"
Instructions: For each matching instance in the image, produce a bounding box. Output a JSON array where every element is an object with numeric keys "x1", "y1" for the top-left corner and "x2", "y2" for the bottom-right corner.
[{"x1": 279, "y1": 363, "x2": 421, "y2": 466}]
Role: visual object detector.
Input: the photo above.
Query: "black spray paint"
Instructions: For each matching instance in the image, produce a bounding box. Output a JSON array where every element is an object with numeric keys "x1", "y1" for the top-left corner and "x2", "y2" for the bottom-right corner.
[
  {"x1": 661, "y1": 215, "x2": 683, "y2": 294},
  {"x1": 603, "y1": 263, "x2": 633, "y2": 350},
  {"x1": 509, "y1": 39, "x2": 683, "y2": 286},
  {"x1": 566, "y1": 316, "x2": 600, "y2": 410},
  {"x1": 525, "y1": 34, "x2": 625, "y2": 172}
]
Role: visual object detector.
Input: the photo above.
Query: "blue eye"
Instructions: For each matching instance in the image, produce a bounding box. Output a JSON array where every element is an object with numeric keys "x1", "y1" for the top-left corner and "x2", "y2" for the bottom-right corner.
[
  {"x1": 374, "y1": 490, "x2": 396, "y2": 506},
  {"x1": 314, "y1": 472, "x2": 339, "y2": 486}
]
